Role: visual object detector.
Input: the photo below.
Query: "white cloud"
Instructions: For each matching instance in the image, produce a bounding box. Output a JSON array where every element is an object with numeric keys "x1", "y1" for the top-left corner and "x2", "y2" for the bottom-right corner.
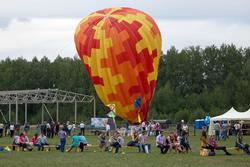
[
  {"x1": 1, "y1": 0, "x2": 250, "y2": 21},
  {"x1": 158, "y1": 19, "x2": 250, "y2": 51},
  {"x1": 0, "y1": 18, "x2": 250, "y2": 60},
  {"x1": 0, "y1": 18, "x2": 80, "y2": 60}
]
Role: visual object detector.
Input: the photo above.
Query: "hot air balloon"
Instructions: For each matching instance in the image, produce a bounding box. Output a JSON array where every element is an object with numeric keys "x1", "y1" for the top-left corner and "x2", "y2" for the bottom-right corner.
[{"x1": 74, "y1": 7, "x2": 162, "y2": 124}]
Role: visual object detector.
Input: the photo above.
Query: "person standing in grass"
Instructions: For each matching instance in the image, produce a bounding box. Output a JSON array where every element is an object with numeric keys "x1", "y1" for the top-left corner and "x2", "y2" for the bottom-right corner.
[
  {"x1": 4, "y1": 122, "x2": 10, "y2": 137},
  {"x1": 221, "y1": 122, "x2": 228, "y2": 141},
  {"x1": 105, "y1": 122, "x2": 111, "y2": 137},
  {"x1": 214, "y1": 121, "x2": 221, "y2": 141},
  {"x1": 55, "y1": 122, "x2": 59, "y2": 136},
  {"x1": 9, "y1": 123, "x2": 15, "y2": 137},
  {"x1": 67, "y1": 122, "x2": 73, "y2": 137},
  {"x1": 0, "y1": 122, "x2": 4, "y2": 138},
  {"x1": 58, "y1": 127, "x2": 67, "y2": 152},
  {"x1": 155, "y1": 122, "x2": 161, "y2": 137},
  {"x1": 72, "y1": 122, "x2": 76, "y2": 133},
  {"x1": 79, "y1": 121, "x2": 85, "y2": 136},
  {"x1": 50, "y1": 121, "x2": 55, "y2": 139}
]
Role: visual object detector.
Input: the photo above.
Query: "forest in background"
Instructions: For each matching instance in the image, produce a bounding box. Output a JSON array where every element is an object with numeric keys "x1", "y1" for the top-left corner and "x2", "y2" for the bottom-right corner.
[{"x1": 0, "y1": 44, "x2": 250, "y2": 124}]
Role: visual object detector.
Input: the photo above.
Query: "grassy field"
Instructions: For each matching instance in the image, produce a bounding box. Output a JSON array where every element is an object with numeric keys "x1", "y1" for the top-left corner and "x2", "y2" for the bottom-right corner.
[{"x1": 0, "y1": 130, "x2": 250, "y2": 167}]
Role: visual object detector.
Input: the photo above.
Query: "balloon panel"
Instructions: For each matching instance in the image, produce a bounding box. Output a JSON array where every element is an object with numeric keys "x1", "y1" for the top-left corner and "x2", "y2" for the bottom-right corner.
[{"x1": 75, "y1": 7, "x2": 162, "y2": 123}]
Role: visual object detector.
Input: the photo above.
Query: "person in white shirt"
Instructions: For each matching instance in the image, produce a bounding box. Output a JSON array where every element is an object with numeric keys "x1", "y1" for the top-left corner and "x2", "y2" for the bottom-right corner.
[
  {"x1": 156, "y1": 130, "x2": 169, "y2": 154},
  {"x1": 141, "y1": 121, "x2": 146, "y2": 131},
  {"x1": 10, "y1": 123, "x2": 15, "y2": 137},
  {"x1": 234, "y1": 122, "x2": 241, "y2": 136},
  {"x1": 0, "y1": 123, "x2": 4, "y2": 138},
  {"x1": 182, "y1": 123, "x2": 189, "y2": 135},
  {"x1": 72, "y1": 123, "x2": 76, "y2": 132},
  {"x1": 67, "y1": 123, "x2": 73, "y2": 136},
  {"x1": 106, "y1": 123, "x2": 110, "y2": 137},
  {"x1": 79, "y1": 121, "x2": 85, "y2": 135},
  {"x1": 12, "y1": 133, "x2": 20, "y2": 150}
]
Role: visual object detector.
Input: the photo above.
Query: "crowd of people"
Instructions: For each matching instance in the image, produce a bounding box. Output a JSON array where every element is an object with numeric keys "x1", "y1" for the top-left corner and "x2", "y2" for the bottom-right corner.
[
  {"x1": 98, "y1": 120, "x2": 191, "y2": 154},
  {"x1": 0, "y1": 120, "x2": 87, "y2": 152},
  {"x1": 0, "y1": 119, "x2": 249, "y2": 156},
  {"x1": 200, "y1": 121, "x2": 250, "y2": 156}
]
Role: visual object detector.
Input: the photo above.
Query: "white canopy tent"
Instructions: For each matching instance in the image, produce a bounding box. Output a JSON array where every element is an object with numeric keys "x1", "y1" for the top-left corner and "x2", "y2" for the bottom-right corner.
[
  {"x1": 209, "y1": 107, "x2": 250, "y2": 135},
  {"x1": 242, "y1": 108, "x2": 250, "y2": 118},
  {"x1": 210, "y1": 107, "x2": 249, "y2": 121}
]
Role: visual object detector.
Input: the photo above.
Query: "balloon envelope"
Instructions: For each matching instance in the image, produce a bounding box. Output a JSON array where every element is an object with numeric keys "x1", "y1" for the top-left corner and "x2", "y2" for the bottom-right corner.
[{"x1": 75, "y1": 7, "x2": 162, "y2": 124}]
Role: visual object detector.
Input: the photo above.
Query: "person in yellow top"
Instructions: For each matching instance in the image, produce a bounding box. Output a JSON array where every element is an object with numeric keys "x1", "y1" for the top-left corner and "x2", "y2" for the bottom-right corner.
[
  {"x1": 200, "y1": 131, "x2": 209, "y2": 148},
  {"x1": 200, "y1": 131, "x2": 215, "y2": 156},
  {"x1": 200, "y1": 131, "x2": 231, "y2": 155}
]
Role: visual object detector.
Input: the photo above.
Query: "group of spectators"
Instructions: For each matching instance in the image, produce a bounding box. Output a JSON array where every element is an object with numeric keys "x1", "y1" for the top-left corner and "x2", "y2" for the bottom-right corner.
[
  {"x1": 156, "y1": 130, "x2": 191, "y2": 154},
  {"x1": 1, "y1": 119, "x2": 250, "y2": 156},
  {"x1": 12, "y1": 132, "x2": 48, "y2": 151},
  {"x1": 200, "y1": 121, "x2": 250, "y2": 156},
  {"x1": 213, "y1": 121, "x2": 248, "y2": 141},
  {"x1": 213, "y1": 121, "x2": 232, "y2": 141},
  {"x1": 0, "y1": 120, "x2": 86, "y2": 139},
  {"x1": 97, "y1": 120, "x2": 191, "y2": 154},
  {"x1": 128, "y1": 121, "x2": 162, "y2": 138},
  {"x1": 0, "y1": 122, "x2": 20, "y2": 138},
  {"x1": 0, "y1": 120, "x2": 87, "y2": 153},
  {"x1": 154, "y1": 120, "x2": 191, "y2": 154},
  {"x1": 36, "y1": 121, "x2": 85, "y2": 138}
]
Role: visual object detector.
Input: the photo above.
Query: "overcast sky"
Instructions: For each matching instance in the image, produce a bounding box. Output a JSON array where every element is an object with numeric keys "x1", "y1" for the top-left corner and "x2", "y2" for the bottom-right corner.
[{"x1": 0, "y1": 0, "x2": 250, "y2": 60}]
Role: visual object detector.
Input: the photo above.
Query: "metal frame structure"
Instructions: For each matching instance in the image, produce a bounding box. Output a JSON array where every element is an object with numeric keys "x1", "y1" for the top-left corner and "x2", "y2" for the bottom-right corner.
[{"x1": 0, "y1": 89, "x2": 96, "y2": 124}]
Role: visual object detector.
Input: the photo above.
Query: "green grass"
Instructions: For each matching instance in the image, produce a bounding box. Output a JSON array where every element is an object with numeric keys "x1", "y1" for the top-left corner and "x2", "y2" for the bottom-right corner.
[{"x1": 0, "y1": 130, "x2": 250, "y2": 167}]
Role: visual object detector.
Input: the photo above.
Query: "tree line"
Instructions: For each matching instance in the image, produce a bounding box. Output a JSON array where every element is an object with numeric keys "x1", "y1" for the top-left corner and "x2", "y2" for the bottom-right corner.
[{"x1": 0, "y1": 44, "x2": 250, "y2": 123}]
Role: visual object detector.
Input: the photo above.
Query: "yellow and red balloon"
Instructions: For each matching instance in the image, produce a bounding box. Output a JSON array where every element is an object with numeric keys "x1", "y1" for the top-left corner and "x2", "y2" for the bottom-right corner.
[{"x1": 74, "y1": 7, "x2": 162, "y2": 124}]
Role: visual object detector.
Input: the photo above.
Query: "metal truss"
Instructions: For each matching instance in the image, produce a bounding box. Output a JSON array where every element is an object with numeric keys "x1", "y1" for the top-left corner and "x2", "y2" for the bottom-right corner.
[
  {"x1": 0, "y1": 89, "x2": 96, "y2": 124},
  {"x1": 0, "y1": 89, "x2": 94, "y2": 104}
]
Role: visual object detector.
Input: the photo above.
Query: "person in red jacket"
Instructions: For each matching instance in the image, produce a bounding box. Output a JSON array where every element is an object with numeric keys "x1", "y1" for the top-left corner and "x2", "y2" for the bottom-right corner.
[
  {"x1": 19, "y1": 133, "x2": 27, "y2": 151},
  {"x1": 31, "y1": 133, "x2": 38, "y2": 145}
]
